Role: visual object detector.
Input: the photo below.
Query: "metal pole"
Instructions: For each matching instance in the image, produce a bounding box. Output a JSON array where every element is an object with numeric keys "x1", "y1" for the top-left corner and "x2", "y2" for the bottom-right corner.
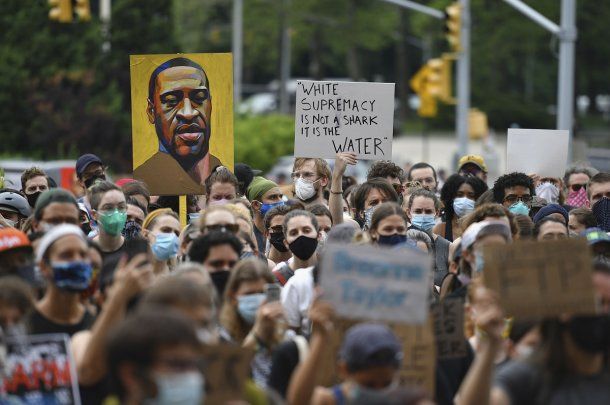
[
  {"x1": 232, "y1": 0, "x2": 243, "y2": 106},
  {"x1": 557, "y1": 0, "x2": 576, "y2": 150},
  {"x1": 379, "y1": 0, "x2": 444, "y2": 19},
  {"x1": 278, "y1": 0, "x2": 291, "y2": 114},
  {"x1": 456, "y1": 0, "x2": 470, "y2": 156},
  {"x1": 502, "y1": 0, "x2": 560, "y2": 34},
  {"x1": 100, "y1": 0, "x2": 111, "y2": 52}
]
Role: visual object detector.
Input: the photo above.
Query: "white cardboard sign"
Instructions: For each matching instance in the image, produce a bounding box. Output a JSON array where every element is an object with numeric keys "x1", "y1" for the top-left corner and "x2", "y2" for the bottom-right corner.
[
  {"x1": 320, "y1": 244, "x2": 431, "y2": 324},
  {"x1": 294, "y1": 80, "x2": 395, "y2": 160},
  {"x1": 506, "y1": 128, "x2": 569, "y2": 178}
]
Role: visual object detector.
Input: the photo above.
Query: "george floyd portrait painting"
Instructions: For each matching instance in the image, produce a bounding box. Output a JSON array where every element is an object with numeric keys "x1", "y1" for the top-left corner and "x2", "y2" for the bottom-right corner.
[{"x1": 130, "y1": 53, "x2": 234, "y2": 195}]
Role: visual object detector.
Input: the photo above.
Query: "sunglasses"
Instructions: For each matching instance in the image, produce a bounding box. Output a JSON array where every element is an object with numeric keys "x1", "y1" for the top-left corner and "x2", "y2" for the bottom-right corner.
[
  {"x1": 392, "y1": 183, "x2": 405, "y2": 194},
  {"x1": 570, "y1": 184, "x2": 587, "y2": 192},
  {"x1": 204, "y1": 223, "x2": 239, "y2": 234},
  {"x1": 503, "y1": 194, "x2": 533, "y2": 205},
  {"x1": 404, "y1": 181, "x2": 423, "y2": 189}
]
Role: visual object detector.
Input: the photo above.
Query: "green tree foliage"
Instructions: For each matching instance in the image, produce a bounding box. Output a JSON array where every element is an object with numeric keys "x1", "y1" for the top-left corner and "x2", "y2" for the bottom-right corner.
[{"x1": 235, "y1": 114, "x2": 294, "y2": 172}]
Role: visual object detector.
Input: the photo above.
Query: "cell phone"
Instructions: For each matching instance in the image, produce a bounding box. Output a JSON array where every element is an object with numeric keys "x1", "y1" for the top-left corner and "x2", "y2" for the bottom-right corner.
[
  {"x1": 123, "y1": 237, "x2": 150, "y2": 264},
  {"x1": 265, "y1": 283, "x2": 281, "y2": 302}
]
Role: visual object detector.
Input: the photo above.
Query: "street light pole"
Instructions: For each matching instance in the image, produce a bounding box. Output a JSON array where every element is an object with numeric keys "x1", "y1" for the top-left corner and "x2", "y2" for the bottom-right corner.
[
  {"x1": 456, "y1": 0, "x2": 470, "y2": 156},
  {"x1": 233, "y1": 0, "x2": 243, "y2": 106}
]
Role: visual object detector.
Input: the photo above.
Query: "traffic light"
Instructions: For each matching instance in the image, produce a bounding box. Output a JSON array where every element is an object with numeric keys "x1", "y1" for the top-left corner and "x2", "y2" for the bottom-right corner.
[
  {"x1": 48, "y1": 0, "x2": 73, "y2": 23},
  {"x1": 410, "y1": 56, "x2": 455, "y2": 117},
  {"x1": 74, "y1": 0, "x2": 92, "y2": 21},
  {"x1": 444, "y1": 2, "x2": 461, "y2": 52}
]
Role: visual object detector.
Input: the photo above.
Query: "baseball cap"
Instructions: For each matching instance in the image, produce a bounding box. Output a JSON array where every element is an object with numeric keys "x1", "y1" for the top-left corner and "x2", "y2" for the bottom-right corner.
[
  {"x1": 0, "y1": 228, "x2": 32, "y2": 254},
  {"x1": 339, "y1": 323, "x2": 402, "y2": 372},
  {"x1": 583, "y1": 228, "x2": 610, "y2": 246},
  {"x1": 458, "y1": 155, "x2": 488, "y2": 173},
  {"x1": 76, "y1": 154, "x2": 103, "y2": 178}
]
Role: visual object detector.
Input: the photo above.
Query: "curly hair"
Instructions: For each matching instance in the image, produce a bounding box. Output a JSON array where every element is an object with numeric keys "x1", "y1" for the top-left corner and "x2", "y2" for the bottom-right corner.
[
  {"x1": 440, "y1": 174, "x2": 488, "y2": 221},
  {"x1": 367, "y1": 161, "x2": 405, "y2": 182},
  {"x1": 492, "y1": 172, "x2": 534, "y2": 204}
]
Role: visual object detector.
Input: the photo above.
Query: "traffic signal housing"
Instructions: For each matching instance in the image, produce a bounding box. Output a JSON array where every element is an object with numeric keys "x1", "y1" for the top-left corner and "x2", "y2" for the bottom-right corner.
[
  {"x1": 74, "y1": 0, "x2": 92, "y2": 21},
  {"x1": 445, "y1": 2, "x2": 461, "y2": 52},
  {"x1": 48, "y1": 0, "x2": 73, "y2": 23},
  {"x1": 410, "y1": 56, "x2": 455, "y2": 118}
]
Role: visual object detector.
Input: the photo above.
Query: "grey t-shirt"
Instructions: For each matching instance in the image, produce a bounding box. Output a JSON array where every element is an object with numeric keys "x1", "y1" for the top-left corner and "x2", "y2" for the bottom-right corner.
[
  {"x1": 433, "y1": 235, "x2": 450, "y2": 286},
  {"x1": 494, "y1": 360, "x2": 610, "y2": 405}
]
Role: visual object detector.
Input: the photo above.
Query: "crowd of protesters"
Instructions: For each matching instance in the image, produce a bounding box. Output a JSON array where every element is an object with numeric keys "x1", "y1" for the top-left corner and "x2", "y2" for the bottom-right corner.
[{"x1": 0, "y1": 151, "x2": 608, "y2": 404}]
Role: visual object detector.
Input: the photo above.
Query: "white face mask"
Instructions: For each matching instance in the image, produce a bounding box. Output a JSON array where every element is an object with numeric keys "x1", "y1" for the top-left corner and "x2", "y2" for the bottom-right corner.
[
  {"x1": 535, "y1": 182, "x2": 559, "y2": 204},
  {"x1": 146, "y1": 371, "x2": 204, "y2": 405},
  {"x1": 294, "y1": 177, "x2": 318, "y2": 201}
]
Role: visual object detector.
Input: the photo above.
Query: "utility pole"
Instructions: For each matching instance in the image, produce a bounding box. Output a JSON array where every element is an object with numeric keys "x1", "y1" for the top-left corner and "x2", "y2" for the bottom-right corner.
[
  {"x1": 502, "y1": 0, "x2": 577, "y2": 157},
  {"x1": 100, "y1": 0, "x2": 111, "y2": 52},
  {"x1": 233, "y1": 0, "x2": 243, "y2": 106},
  {"x1": 278, "y1": 0, "x2": 291, "y2": 114},
  {"x1": 456, "y1": 0, "x2": 470, "y2": 156}
]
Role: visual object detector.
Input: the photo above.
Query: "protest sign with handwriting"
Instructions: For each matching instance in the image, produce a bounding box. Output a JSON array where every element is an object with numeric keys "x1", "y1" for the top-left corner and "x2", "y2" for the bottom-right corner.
[
  {"x1": 320, "y1": 244, "x2": 431, "y2": 324},
  {"x1": 201, "y1": 344, "x2": 254, "y2": 404},
  {"x1": 1, "y1": 334, "x2": 80, "y2": 404},
  {"x1": 432, "y1": 297, "x2": 467, "y2": 359},
  {"x1": 294, "y1": 80, "x2": 395, "y2": 160},
  {"x1": 483, "y1": 238, "x2": 596, "y2": 319}
]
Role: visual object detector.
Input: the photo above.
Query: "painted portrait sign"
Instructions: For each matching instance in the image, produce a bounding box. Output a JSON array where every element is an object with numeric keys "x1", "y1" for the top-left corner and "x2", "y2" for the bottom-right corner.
[{"x1": 130, "y1": 53, "x2": 234, "y2": 195}]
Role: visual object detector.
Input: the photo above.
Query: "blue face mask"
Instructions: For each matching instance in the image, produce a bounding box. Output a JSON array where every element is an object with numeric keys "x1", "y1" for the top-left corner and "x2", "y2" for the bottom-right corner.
[
  {"x1": 52, "y1": 261, "x2": 93, "y2": 292},
  {"x1": 411, "y1": 214, "x2": 436, "y2": 231},
  {"x1": 509, "y1": 201, "x2": 530, "y2": 216},
  {"x1": 152, "y1": 232, "x2": 179, "y2": 261},
  {"x1": 259, "y1": 201, "x2": 284, "y2": 217},
  {"x1": 453, "y1": 197, "x2": 475, "y2": 218},
  {"x1": 237, "y1": 293, "x2": 266, "y2": 324},
  {"x1": 147, "y1": 371, "x2": 204, "y2": 405},
  {"x1": 377, "y1": 233, "x2": 407, "y2": 246},
  {"x1": 474, "y1": 250, "x2": 485, "y2": 273}
]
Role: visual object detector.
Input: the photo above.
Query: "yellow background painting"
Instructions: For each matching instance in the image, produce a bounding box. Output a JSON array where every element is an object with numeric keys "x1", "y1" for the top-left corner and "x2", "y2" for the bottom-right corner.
[{"x1": 130, "y1": 52, "x2": 234, "y2": 175}]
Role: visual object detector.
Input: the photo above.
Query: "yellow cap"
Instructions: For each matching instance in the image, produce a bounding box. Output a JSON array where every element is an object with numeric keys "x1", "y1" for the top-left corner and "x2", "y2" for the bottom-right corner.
[{"x1": 458, "y1": 154, "x2": 487, "y2": 172}]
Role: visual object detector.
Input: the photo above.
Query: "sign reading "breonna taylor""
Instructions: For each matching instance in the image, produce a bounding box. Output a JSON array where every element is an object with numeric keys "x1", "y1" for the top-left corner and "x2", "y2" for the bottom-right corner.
[
  {"x1": 320, "y1": 243, "x2": 431, "y2": 324},
  {"x1": 294, "y1": 80, "x2": 395, "y2": 160}
]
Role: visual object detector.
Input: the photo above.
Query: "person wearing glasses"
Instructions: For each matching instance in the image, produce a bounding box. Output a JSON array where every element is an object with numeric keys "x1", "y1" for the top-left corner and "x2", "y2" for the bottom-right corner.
[
  {"x1": 290, "y1": 158, "x2": 331, "y2": 207},
  {"x1": 492, "y1": 172, "x2": 535, "y2": 217},
  {"x1": 563, "y1": 164, "x2": 598, "y2": 208},
  {"x1": 366, "y1": 160, "x2": 406, "y2": 198}
]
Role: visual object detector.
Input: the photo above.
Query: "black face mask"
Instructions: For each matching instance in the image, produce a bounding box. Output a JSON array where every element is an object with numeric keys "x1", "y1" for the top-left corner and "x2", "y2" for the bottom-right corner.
[
  {"x1": 269, "y1": 232, "x2": 289, "y2": 253},
  {"x1": 567, "y1": 315, "x2": 610, "y2": 354},
  {"x1": 26, "y1": 191, "x2": 42, "y2": 209},
  {"x1": 592, "y1": 197, "x2": 610, "y2": 232},
  {"x1": 81, "y1": 222, "x2": 92, "y2": 236},
  {"x1": 288, "y1": 235, "x2": 318, "y2": 261},
  {"x1": 210, "y1": 270, "x2": 231, "y2": 298},
  {"x1": 84, "y1": 174, "x2": 106, "y2": 189},
  {"x1": 122, "y1": 220, "x2": 142, "y2": 241}
]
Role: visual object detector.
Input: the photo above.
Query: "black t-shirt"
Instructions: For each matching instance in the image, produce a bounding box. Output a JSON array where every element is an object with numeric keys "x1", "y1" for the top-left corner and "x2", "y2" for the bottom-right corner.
[
  {"x1": 253, "y1": 225, "x2": 266, "y2": 257},
  {"x1": 27, "y1": 308, "x2": 95, "y2": 337},
  {"x1": 268, "y1": 340, "x2": 300, "y2": 398},
  {"x1": 435, "y1": 342, "x2": 475, "y2": 405},
  {"x1": 494, "y1": 360, "x2": 610, "y2": 405},
  {"x1": 99, "y1": 243, "x2": 126, "y2": 291}
]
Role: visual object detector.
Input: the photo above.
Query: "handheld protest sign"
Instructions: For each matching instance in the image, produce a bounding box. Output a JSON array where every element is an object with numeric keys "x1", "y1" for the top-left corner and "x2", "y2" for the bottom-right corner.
[
  {"x1": 2, "y1": 334, "x2": 80, "y2": 404},
  {"x1": 483, "y1": 238, "x2": 596, "y2": 319},
  {"x1": 432, "y1": 297, "x2": 468, "y2": 359},
  {"x1": 316, "y1": 318, "x2": 436, "y2": 397},
  {"x1": 320, "y1": 244, "x2": 431, "y2": 324},
  {"x1": 130, "y1": 53, "x2": 234, "y2": 196},
  {"x1": 294, "y1": 80, "x2": 395, "y2": 160},
  {"x1": 201, "y1": 344, "x2": 254, "y2": 404},
  {"x1": 506, "y1": 128, "x2": 569, "y2": 178}
]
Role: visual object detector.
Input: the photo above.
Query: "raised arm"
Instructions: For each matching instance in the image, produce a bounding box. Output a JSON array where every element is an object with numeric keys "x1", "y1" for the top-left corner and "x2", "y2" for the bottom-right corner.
[
  {"x1": 329, "y1": 152, "x2": 357, "y2": 225},
  {"x1": 73, "y1": 254, "x2": 153, "y2": 386},
  {"x1": 286, "y1": 299, "x2": 335, "y2": 405}
]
